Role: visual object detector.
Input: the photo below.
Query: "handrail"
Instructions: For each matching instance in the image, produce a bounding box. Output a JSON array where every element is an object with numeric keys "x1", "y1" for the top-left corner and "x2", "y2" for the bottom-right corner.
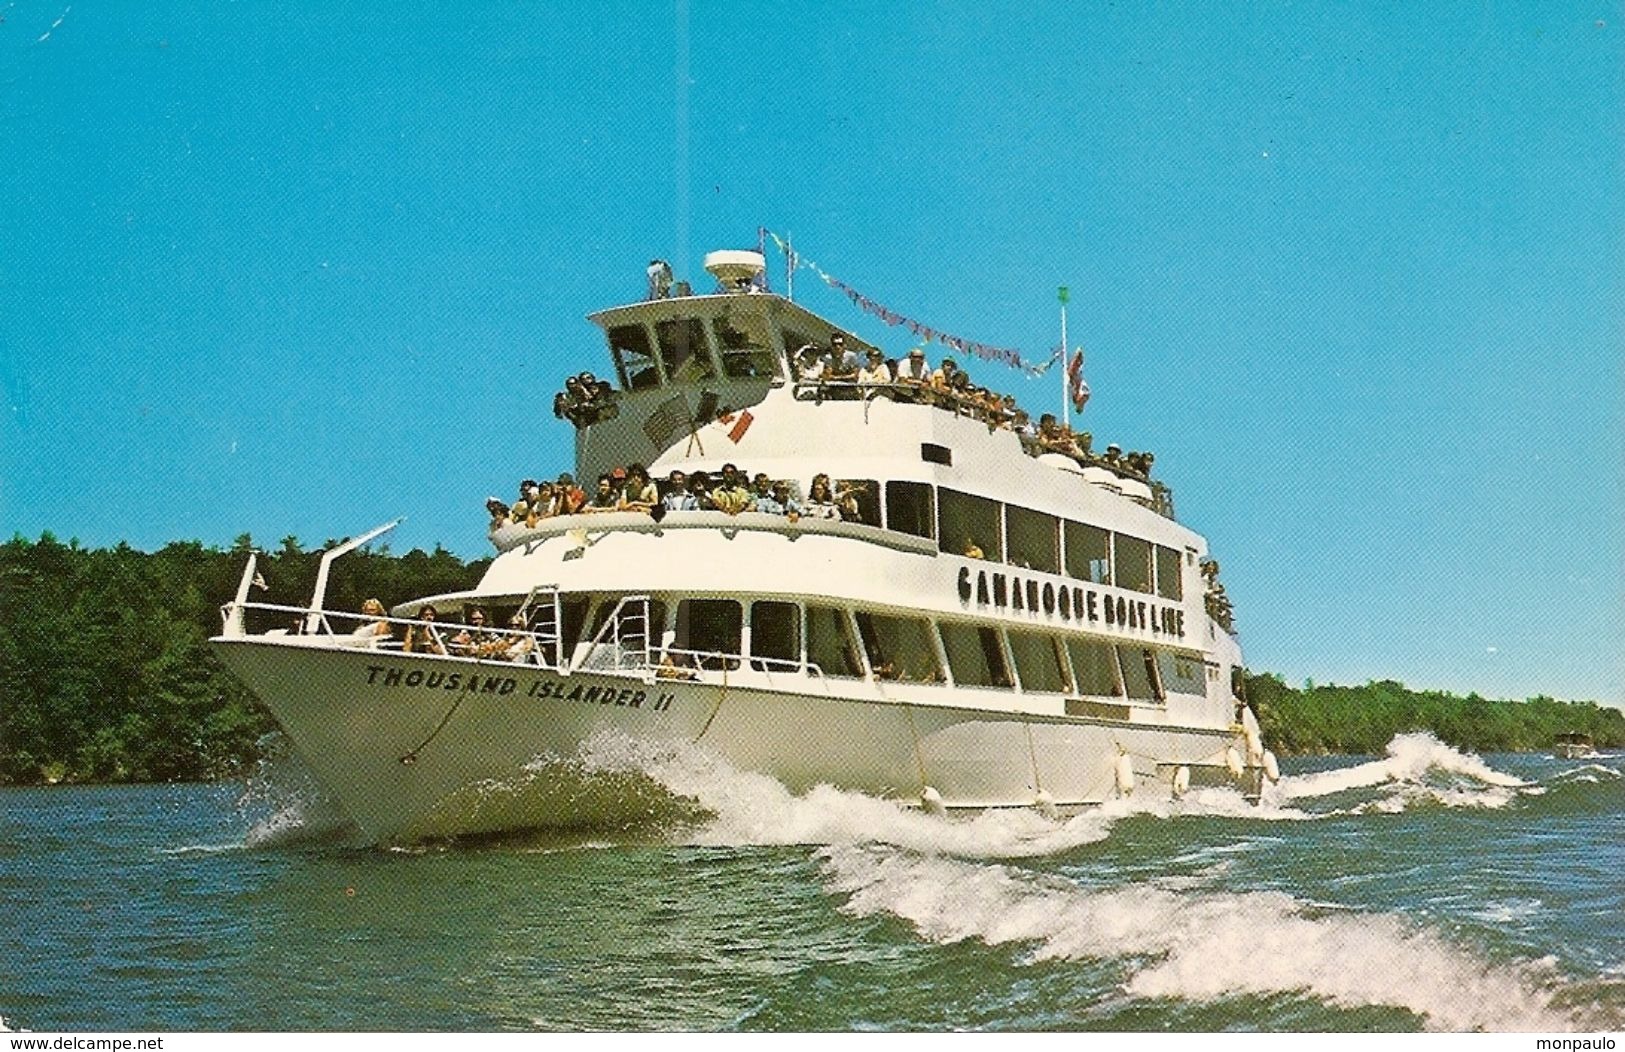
[{"x1": 217, "y1": 601, "x2": 565, "y2": 669}]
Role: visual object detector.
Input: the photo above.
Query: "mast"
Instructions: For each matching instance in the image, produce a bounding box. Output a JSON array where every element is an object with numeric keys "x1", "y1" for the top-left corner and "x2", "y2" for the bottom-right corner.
[{"x1": 1059, "y1": 286, "x2": 1071, "y2": 427}]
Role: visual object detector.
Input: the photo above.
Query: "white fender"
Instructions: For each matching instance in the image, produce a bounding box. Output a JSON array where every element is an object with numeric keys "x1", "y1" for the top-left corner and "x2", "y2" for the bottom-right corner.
[
  {"x1": 1172, "y1": 765, "x2": 1191, "y2": 799},
  {"x1": 1114, "y1": 753, "x2": 1135, "y2": 797},
  {"x1": 1225, "y1": 746, "x2": 1244, "y2": 778},
  {"x1": 1241, "y1": 706, "x2": 1265, "y2": 764},
  {"x1": 921, "y1": 786, "x2": 946, "y2": 816},
  {"x1": 1034, "y1": 790, "x2": 1057, "y2": 820},
  {"x1": 1263, "y1": 750, "x2": 1281, "y2": 784}
]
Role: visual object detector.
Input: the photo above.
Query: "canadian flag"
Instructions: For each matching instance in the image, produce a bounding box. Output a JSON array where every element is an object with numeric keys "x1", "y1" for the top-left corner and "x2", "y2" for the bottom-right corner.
[
  {"x1": 716, "y1": 409, "x2": 754, "y2": 443},
  {"x1": 1067, "y1": 350, "x2": 1090, "y2": 413}
]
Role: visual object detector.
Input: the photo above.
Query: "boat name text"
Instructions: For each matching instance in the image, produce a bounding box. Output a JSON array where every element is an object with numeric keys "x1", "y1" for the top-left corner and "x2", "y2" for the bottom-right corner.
[
  {"x1": 957, "y1": 567, "x2": 1186, "y2": 637},
  {"x1": 363, "y1": 665, "x2": 675, "y2": 710}
]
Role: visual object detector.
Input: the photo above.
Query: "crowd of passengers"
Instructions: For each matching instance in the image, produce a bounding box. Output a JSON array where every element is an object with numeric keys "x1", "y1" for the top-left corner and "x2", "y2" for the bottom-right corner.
[
  {"x1": 340, "y1": 600, "x2": 542, "y2": 660},
  {"x1": 486, "y1": 465, "x2": 872, "y2": 529},
  {"x1": 790, "y1": 335, "x2": 1159, "y2": 483}
]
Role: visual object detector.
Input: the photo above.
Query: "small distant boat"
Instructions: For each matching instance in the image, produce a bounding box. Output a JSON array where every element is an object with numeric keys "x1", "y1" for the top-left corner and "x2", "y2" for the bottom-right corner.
[{"x1": 1553, "y1": 733, "x2": 1598, "y2": 760}]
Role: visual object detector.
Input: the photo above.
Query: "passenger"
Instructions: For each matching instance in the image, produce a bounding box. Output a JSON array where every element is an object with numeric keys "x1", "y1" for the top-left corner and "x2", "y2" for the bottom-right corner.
[
  {"x1": 962, "y1": 538, "x2": 985, "y2": 559},
  {"x1": 828, "y1": 334, "x2": 859, "y2": 378},
  {"x1": 662, "y1": 470, "x2": 698, "y2": 511},
  {"x1": 486, "y1": 498, "x2": 510, "y2": 531},
  {"x1": 403, "y1": 605, "x2": 445, "y2": 655},
  {"x1": 355, "y1": 597, "x2": 392, "y2": 641},
  {"x1": 796, "y1": 344, "x2": 828, "y2": 382},
  {"x1": 804, "y1": 473, "x2": 841, "y2": 520},
  {"x1": 450, "y1": 608, "x2": 494, "y2": 657},
  {"x1": 532, "y1": 481, "x2": 559, "y2": 521},
  {"x1": 896, "y1": 347, "x2": 931, "y2": 385},
  {"x1": 710, "y1": 468, "x2": 754, "y2": 515},
  {"x1": 750, "y1": 472, "x2": 773, "y2": 503},
  {"x1": 688, "y1": 471, "x2": 715, "y2": 511},
  {"x1": 503, "y1": 610, "x2": 535, "y2": 662},
  {"x1": 584, "y1": 473, "x2": 620, "y2": 512},
  {"x1": 554, "y1": 473, "x2": 587, "y2": 515},
  {"x1": 552, "y1": 390, "x2": 573, "y2": 422},
  {"x1": 656, "y1": 649, "x2": 698, "y2": 681},
  {"x1": 858, "y1": 348, "x2": 893, "y2": 390},
  {"x1": 618, "y1": 464, "x2": 659, "y2": 513},
  {"x1": 1102, "y1": 444, "x2": 1123, "y2": 472},
  {"x1": 754, "y1": 479, "x2": 802, "y2": 518},
  {"x1": 834, "y1": 479, "x2": 868, "y2": 523}
]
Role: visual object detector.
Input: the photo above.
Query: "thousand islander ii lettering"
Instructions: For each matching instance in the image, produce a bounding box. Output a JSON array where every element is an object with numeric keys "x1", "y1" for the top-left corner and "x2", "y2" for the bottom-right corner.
[{"x1": 210, "y1": 245, "x2": 1277, "y2": 844}]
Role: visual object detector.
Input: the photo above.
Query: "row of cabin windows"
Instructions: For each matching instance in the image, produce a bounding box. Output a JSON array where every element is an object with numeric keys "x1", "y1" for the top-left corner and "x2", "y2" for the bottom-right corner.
[
  {"x1": 832, "y1": 480, "x2": 1184, "y2": 601},
  {"x1": 609, "y1": 316, "x2": 783, "y2": 392},
  {"x1": 544, "y1": 594, "x2": 1208, "y2": 701}
]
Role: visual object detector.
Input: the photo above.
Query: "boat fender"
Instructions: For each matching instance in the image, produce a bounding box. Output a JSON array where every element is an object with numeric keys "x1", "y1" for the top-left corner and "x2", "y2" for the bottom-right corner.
[
  {"x1": 1034, "y1": 790, "x2": 1057, "y2": 820},
  {"x1": 1244, "y1": 726, "x2": 1264, "y2": 766},
  {"x1": 1225, "y1": 746, "x2": 1244, "y2": 778},
  {"x1": 1262, "y1": 750, "x2": 1281, "y2": 784},
  {"x1": 1114, "y1": 753, "x2": 1135, "y2": 797},
  {"x1": 921, "y1": 786, "x2": 946, "y2": 816},
  {"x1": 1172, "y1": 765, "x2": 1191, "y2": 799}
]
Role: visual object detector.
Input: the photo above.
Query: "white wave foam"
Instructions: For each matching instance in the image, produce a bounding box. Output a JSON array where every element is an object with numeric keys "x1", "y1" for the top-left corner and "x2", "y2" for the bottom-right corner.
[
  {"x1": 1275, "y1": 733, "x2": 1531, "y2": 811},
  {"x1": 820, "y1": 846, "x2": 1575, "y2": 1031}
]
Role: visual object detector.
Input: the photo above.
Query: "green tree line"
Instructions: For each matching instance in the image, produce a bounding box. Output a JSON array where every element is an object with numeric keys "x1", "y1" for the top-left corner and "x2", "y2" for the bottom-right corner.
[
  {"x1": 1246, "y1": 672, "x2": 1625, "y2": 755},
  {"x1": 1, "y1": 534, "x2": 1618, "y2": 785}
]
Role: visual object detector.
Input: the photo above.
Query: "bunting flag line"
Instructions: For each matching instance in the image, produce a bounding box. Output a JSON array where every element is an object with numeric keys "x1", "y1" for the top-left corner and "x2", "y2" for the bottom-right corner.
[{"x1": 763, "y1": 230, "x2": 1060, "y2": 377}]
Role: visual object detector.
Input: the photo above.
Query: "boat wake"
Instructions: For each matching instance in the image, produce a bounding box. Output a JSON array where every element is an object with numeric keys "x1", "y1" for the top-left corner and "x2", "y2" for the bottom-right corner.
[
  {"x1": 235, "y1": 736, "x2": 362, "y2": 848},
  {"x1": 1269, "y1": 732, "x2": 1541, "y2": 813}
]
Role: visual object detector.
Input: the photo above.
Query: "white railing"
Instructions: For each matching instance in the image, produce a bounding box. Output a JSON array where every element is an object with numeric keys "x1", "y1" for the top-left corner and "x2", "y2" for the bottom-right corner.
[{"x1": 217, "y1": 597, "x2": 566, "y2": 671}]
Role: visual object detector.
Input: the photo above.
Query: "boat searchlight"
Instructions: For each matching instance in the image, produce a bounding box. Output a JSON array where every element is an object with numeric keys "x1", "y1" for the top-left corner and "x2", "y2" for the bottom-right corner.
[{"x1": 704, "y1": 249, "x2": 765, "y2": 291}]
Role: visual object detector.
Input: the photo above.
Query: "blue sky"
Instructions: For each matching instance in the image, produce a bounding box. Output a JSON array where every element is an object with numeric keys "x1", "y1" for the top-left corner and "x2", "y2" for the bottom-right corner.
[{"x1": 2, "y1": 3, "x2": 1620, "y2": 705}]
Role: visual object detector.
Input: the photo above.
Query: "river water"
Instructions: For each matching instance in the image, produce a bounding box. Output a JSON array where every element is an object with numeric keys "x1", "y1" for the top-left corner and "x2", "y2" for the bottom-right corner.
[{"x1": 2, "y1": 733, "x2": 1621, "y2": 1032}]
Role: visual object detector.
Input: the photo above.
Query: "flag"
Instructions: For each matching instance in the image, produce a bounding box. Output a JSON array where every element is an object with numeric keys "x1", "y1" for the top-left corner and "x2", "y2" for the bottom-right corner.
[
  {"x1": 642, "y1": 395, "x2": 690, "y2": 449},
  {"x1": 252, "y1": 572, "x2": 269, "y2": 592},
  {"x1": 717, "y1": 408, "x2": 754, "y2": 443},
  {"x1": 1067, "y1": 350, "x2": 1090, "y2": 412},
  {"x1": 1058, "y1": 286, "x2": 1070, "y2": 305}
]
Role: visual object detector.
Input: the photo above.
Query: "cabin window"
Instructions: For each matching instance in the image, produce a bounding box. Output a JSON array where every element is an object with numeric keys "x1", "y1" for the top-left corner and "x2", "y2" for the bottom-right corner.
[
  {"x1": 855, "y1": 612, "x2": 942, "y2": 682},
  {"x1": 884, "y1": 481, "x2": 935, "y2": 540},
  {"x1": 1118, "y1": 645, "x2": 1163, "y2": 701},
  {"x1": 1156, "y1": 650, "x2": 1206, "y2": 696},
  {"x1": 1114, "y1": 534, "x2": 1154, "y2": 594},
  {"x1": 1063, "y1": 521, "x2": 1111, "y2": 584},
  {"x1": 608, "y1": 324, "x2": 660, "y2": 392},
  {"x1": 938, "y1": 622, "x2": 1013, "y2": 689},
  {"x1": 673, "y1": 599, "x2": 741, "y2": 669},
  {"x1": 1156, "y1": 545, "x2": 1183, "y2": 601},
  {"x1": 1066, "y1": 637, "x2": 1123, "y2": 697},
  {"x1": 938, "y1": 489, "x2": 1003, "y2": 561},
  {"x1": 836, "y1": 479, "x2": 881, "y2": 526},
  {"x1": 713, "y1": 314, "x2": 780, "y2": 380},
  {"x1": 1006, "y1": 505, "x2": 1060, "y2": 574},
  {"x1": 1007, "y1": 629, "x2": 1071, "y2": 694},
  {"x1": 749, "y1": 600, "x2": 800, "y2": 671},
  {"x1": 806, "y1": 605, "x2": 863, "y2": 678},
  {"x1": 655, "y1": 317, "x2": 714, "y2": 383}
]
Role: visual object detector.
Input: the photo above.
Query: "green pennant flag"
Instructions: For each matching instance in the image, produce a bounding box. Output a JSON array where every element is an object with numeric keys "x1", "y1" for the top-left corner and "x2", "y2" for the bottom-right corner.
[{"x1": 1058, "y1": 286, "x2": 1070, "y2": 304}]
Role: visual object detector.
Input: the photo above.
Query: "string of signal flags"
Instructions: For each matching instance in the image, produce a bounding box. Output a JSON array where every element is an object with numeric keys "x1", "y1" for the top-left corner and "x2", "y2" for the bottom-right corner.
[{"x1": 760, "y1": 229, "x2": 1068, "y2": 379}]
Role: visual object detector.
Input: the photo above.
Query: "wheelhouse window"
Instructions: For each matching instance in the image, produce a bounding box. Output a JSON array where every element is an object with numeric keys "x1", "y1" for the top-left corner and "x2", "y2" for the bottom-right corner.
[
  {"x1": 938, "y1": 489, "x2": 1003, "y2": 561},
  {"x1": 806, "y1": 605, "x2": 862, "y2": 678},
  {"x1": 1006, "y1": 506, "x2": 1060, "y2": 574},
  {"x1": 938, "y1": 622, "x2": 1013, "y2": 689},
  {"x1": 884, "y1": 481, "x2": 935, "y2": 540},
  {"x1": 837, "y1": 480, "x2": 881, "y2": 527},
  {"x1": 1117, "y1": 645, "x2": 1163, "y2": 701},
  {"x1": 1156, "y1": 650, "x2": 1206, "y2": 696},
  {"x1": 1063, "y1": 522, "x2": 1111, "y2": 584},
  {"x1": 673, "y1": 599, "x2": 741, "y2": 669},
  {"x1": 608, "y1": 324, "x2": 660, "y2": 392},
  {"x1": 1007, "y1": 629, "x2": 1071, "y2": 694},
  {"x1": 1114, "y1": 534, "x2": 1154, "y2": 594},
  {"x1": 1066, "y1": 637, "x2": 1123, "y2": 697},
  {"x1": 713, "y1": 314, "x2": 780, "y2": 380},
  {"x1": 855, "y1": 612, "x2": 942, "y2": 682},
  {"x1": 655, "y1": 317, "x2": 714, "y2": 383},
  {"x1": 749, "y1": 600, "x2": 800, "y2": 671},
  {"x1": 1156, "y1": 545, "x2": 1183, "y2": 600}
]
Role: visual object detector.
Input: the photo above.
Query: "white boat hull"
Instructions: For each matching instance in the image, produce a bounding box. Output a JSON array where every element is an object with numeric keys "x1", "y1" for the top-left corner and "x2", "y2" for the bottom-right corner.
[{"x1": 215, "y1": 638, "x2": 1249, "y2": 843}]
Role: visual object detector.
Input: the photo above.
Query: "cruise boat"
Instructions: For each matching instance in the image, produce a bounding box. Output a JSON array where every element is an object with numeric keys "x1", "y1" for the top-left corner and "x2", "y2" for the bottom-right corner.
[{"x1": 211, "y1": 249, "x2": 1275, "y2": 844}]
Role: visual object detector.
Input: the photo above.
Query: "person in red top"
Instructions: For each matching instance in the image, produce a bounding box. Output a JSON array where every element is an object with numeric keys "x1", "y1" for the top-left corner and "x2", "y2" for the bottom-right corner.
[{"x1": 553, "y1": 472, "x2": 586, "y2": 515}]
